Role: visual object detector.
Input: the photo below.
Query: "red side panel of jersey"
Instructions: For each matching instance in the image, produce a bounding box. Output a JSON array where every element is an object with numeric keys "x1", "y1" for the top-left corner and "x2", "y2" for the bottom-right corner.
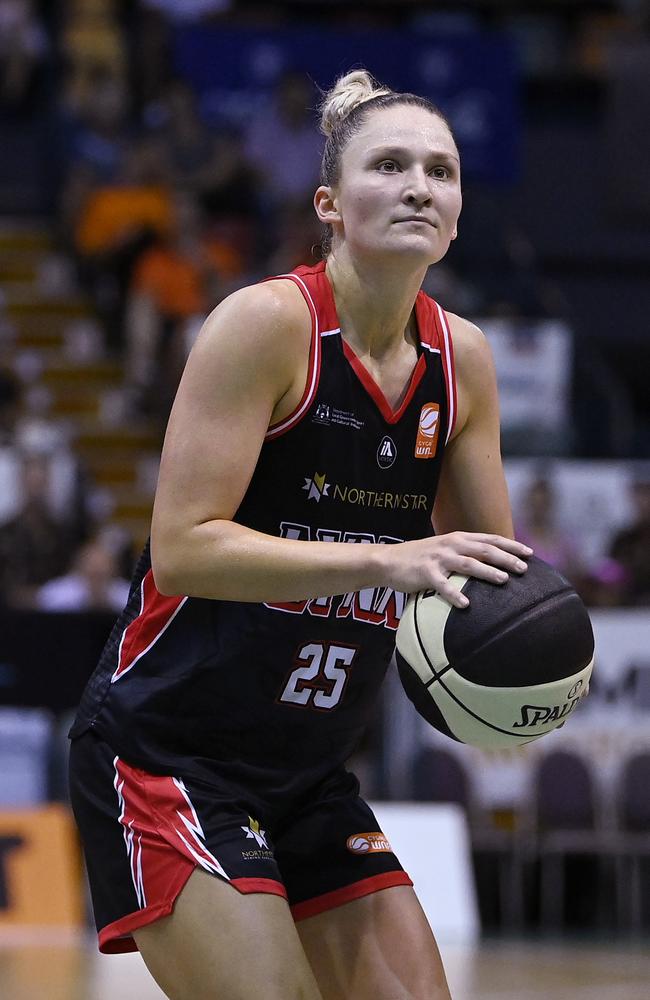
[{"x1": 111, "y1": 571, "x2": 187, "y2": 683}]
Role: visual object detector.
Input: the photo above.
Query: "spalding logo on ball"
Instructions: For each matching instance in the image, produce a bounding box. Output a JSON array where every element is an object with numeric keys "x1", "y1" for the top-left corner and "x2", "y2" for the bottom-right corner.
[{"x1": 395, "y1": 556, "x2": 594, "y2": 750}]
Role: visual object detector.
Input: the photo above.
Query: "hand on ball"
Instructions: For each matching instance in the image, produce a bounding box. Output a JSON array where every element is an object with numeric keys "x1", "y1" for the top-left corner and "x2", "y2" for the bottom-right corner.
[{"x1": 379, "y1": 531, "x2": 532, "y2": 608}]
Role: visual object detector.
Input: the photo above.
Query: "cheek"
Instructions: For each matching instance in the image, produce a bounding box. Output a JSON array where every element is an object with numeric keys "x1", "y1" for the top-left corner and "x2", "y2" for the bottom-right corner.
[
  {"x1": 441, "y1": 187, "x2": 462, "y2": 222},
  {"x1": 341, "y1": 180, "x2": 386, "y2": 227}
]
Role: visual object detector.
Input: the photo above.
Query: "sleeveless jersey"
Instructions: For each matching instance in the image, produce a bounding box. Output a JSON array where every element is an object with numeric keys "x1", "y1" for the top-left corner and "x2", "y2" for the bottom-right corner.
[{"x1": 71, "y1": 261, "x2": 457, "y2": 786}]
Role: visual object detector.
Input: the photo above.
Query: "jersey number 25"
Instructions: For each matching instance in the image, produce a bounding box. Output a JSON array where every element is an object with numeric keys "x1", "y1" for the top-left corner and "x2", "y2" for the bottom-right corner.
[{"x1": 278, "y1": 642, "x2": 358, "y2": 711}]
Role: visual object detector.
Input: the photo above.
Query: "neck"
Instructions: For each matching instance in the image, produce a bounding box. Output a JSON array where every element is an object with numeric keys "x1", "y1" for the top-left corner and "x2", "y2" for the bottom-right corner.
[{"x1": 325, "y1": 247, "x2": 428, "y2": 358}]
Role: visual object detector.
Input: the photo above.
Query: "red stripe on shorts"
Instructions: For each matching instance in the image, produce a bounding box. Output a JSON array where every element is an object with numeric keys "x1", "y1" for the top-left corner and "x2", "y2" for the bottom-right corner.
[
  {"x1": 100, "y1": 759, "x2": 286, "y2": 954},
  {"x1": 291, "y1": 870, "x2": 413, "y2": 922}
]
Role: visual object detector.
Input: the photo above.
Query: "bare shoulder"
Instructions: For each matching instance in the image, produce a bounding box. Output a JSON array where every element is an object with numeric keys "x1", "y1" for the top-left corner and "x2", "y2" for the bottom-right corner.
[
  {"x1": 444, "y1": 311, "x2": 491, "y2": 369},
  {"x1": 180, "y1": 277, "x2": 312, "y2": 410},
  {"x1": 443, "y1": 312, "x2": 498, "y2": 436},
  {"x1": 199, "y1": 277, "x2": 311, "y2": 357}
]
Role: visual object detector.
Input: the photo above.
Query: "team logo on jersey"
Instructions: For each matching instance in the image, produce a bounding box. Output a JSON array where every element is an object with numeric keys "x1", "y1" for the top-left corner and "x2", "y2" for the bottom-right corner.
[
  {"x1": 346, "y1": 832, "x2": 393, "y2": 855},
  {"x1": 415, "y1": 402, "x2": 440, "y2": 459},
  {"x1": 377, "y1": 435, "x2": 397, "y2": 469},
  {"x1": 241, "y1": 816, "x2": 269, "y2": 849},
  {"x1": 303, "y1": 472, "x2": 330, "y2": 502},
  {"x1": 313, "y1": 403, "x2": 331, "y2": 425}
]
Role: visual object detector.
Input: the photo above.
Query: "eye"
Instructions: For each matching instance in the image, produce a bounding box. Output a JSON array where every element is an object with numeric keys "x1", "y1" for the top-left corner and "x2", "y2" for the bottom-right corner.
[
  {"x1": 430, "y1": 166, "x2": 450, "y2": 179},
  {"x1": 377, "y1": 160, "x2": 401, "y2": 173}
]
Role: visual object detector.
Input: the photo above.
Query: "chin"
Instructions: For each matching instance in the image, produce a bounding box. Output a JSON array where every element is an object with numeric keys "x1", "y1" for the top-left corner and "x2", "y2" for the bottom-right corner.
[{"x1": 384, "y1": 235, "x2": 443, "y2": 264}]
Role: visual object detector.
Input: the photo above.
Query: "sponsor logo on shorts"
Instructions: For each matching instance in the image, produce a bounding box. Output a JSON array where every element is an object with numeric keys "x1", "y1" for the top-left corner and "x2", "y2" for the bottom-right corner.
[
  {"x1": 241, "y1": 816, "x2": 269, "y2": 849},
  {"x1": 242, "y1": 848, "x2": 274, "y2": 861},
  {"x1": 346, "y1": 832, "x2": 392, "y2": 855},
  {"x1": 415, "y1": 402, "x2": 440, "y2": 459}
]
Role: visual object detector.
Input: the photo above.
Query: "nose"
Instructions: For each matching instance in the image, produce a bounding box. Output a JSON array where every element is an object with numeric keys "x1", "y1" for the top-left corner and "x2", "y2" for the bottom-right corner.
[{"x1": 403, "y1": 168, "x2": 432, "y2": 209}]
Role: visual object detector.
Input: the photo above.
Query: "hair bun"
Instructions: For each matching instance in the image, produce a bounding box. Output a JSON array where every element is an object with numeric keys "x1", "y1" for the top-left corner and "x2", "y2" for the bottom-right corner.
[{"x1": 319, "y1": 70, "x2": 393, "y2": 137}]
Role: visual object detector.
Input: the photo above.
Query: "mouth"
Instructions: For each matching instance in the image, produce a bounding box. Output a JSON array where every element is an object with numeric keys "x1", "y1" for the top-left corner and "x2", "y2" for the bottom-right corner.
[{"x1": 394, "y1": 216, "x2": 435, "y2": 227}]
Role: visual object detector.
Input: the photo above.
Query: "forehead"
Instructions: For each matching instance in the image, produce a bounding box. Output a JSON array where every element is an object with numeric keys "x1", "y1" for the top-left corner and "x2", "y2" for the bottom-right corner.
[{"x1": 345, "y1": 104, "x2": 457, "y2": 160}]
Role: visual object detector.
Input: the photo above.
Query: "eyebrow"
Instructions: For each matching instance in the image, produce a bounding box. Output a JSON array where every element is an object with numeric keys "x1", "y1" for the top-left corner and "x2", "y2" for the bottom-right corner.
[{"x1": 367, "y1": 145, "x2": 460, "y2": 164}]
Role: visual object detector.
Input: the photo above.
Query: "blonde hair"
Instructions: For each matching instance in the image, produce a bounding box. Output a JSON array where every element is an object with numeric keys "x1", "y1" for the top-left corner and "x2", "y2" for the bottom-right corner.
[
  {"x1": 317, "y1": 68, "x2": 454, "y2": 255},
  {"x1": 319, "y1": 69, "x2": 393, "y2": 138}
]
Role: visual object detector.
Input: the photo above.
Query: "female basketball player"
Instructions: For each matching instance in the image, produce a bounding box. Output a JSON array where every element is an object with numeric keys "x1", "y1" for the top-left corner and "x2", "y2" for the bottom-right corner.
[{"x1": 69, "y1": 71, "x2": 532, "y2": 999}]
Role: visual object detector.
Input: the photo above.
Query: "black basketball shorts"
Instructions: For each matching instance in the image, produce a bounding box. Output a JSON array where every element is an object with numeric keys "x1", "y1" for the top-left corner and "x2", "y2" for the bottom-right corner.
[{"x1": 69, "y1": 731, "x2": 412, "y2": 953}]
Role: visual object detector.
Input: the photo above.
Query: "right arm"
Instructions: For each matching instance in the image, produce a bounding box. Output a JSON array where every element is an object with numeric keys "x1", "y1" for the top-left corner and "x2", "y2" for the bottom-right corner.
[
  {"x1": 151, "y1": 280, "x2": 389, "y2": 602},
  {"x1": 151, "y1": 284, "x2": 528, "y2": 606}
]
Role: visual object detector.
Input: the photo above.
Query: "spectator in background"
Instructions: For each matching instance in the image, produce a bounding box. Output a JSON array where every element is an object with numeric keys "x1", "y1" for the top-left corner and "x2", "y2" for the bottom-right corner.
[
  {"x1": 146, "y1": 80, "x2": 213, "y2": 188},
  {"x1": 608, "y1": 473, "x2": 650, "y2": 605},
  {"x1": 60, "y1": 0, "x2": 127, "y2": 118},
  {"x1": 0, "y1": 0, "x2": 49, "y2": 114},
  {"x1": 0, "y1": 367, "x2": 91, "y2": 535},
  {"x1": 195, "y1": 131, "x2": 262, "y2": 267},
  {"x1": 36, "y1": 534, "x2": 130, "y2": 612},
  {"x1": 124, "y1": 190, "x2": 247, "y2": 416},
  {"x1": 243, "y1": 72, "x2": 322, "y2": 211},
  {"x1": 71, "y1": 137, "x2": 174, "y2": 350},
  {"x1": 0, "y1": 452, "x2": 77, "y2": 608},
  {"x1": 515, "y1": 473, "x2": 584, "y2": 585},
  {"x1": 145, "y1": 84, "x2": 262, "y2": 262},
  {"x1": 58, "y1": 68, "x2": 134, "y2": 256},
  {"x1": 59, "y1": 69, "x2": 132, "y2": 190}
]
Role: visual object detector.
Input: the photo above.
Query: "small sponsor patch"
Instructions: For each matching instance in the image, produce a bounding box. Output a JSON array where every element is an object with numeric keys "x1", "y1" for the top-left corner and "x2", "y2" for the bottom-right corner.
[
  {"x1": 377, "y1": 435, "x2": 397, "y2": 469},
  {"x1": 415, "y1": 402, "x2": 440, "y2": 459},
  {"x1": 346, "y1": 832, "x2": 393, "y2": 854}
]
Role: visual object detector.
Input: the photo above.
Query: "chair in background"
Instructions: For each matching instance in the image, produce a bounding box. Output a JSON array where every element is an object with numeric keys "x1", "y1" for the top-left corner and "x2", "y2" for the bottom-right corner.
[
  {"x1": 618, "y1": 662, "x2": 650, "y2": 712},
  {"x1": 614, "y1": 750, "x2": 650, "y2": 930},
  {"x1": 412, "y1": 744, "x2": 469, "y2": 808},
  {"x1": 533, "y1": 748, "x2": 616, "y2": 929},
  {"x1": 0, "y1": 707, "x2": 54, "y2": 806},
  {"x1": 412, "y1": 745, "x2": 528, "y2": 928}
]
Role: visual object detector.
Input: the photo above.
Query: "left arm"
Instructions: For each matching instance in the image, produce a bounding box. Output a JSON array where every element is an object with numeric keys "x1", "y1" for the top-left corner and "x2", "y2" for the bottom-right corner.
[{"x1": 433, "y1": 314, "x2": 515, "y2": 538}]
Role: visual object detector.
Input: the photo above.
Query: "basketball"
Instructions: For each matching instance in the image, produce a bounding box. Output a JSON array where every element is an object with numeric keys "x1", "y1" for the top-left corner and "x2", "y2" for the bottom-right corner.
[{"x1": 395, "y1": 556, "x2": 595, "y2": 750}]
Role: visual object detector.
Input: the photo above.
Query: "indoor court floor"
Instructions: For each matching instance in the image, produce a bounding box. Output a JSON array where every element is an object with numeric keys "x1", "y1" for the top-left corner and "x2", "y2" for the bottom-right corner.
[{"x1": 0, "y1": 935, "x2": 649, "y2": 999}]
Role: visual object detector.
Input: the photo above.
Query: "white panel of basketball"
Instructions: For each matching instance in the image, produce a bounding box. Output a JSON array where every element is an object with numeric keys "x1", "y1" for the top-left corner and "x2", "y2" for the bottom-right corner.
[
  {"x1": 396, "y1": 575, "x2": 467, "y2": 684},
  {"x1": 425, "y1": 658, "x2": 594, "y2": 749}
]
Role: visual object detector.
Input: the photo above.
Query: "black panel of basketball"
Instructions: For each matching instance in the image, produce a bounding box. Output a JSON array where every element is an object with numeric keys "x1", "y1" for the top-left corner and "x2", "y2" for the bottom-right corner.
[
  {"x1": 395, "y1": 556, "x2": 595, "y2": 749},
  {"x1": 441, "y1": 557, "x2": 594, "y2": 686},
  {"x1": 396, "y1": 646, "x2": 460, "y2": 740}
]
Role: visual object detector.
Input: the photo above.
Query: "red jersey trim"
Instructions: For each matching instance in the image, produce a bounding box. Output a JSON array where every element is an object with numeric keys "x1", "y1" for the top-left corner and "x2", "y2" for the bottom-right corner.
[
  {"x1": 342, "y1": 340, "x2": 426, "y2": 425},
  {"x1": 111, "y1": 571, "x2": 187, "y2": 683},
  {"x1": 265, "y1": 273, "x2": 321, "y2": 441},
  {"x1": 291, "y1": 870, "x2": 413, "y2": 922},
  {"x1": 434, "y1": 301, "x2": 457, "y2": 442}
]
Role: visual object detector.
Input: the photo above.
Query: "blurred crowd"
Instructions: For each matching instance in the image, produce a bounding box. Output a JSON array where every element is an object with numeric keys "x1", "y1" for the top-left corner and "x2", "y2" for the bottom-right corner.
[{"x1": 0, "y1": 0, "x2": 648, "y2": 613}]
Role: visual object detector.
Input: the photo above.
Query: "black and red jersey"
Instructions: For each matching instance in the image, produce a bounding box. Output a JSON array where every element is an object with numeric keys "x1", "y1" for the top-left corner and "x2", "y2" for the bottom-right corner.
[{"x1": 71, "y1": 261, "x2": 457, "y2": 788}]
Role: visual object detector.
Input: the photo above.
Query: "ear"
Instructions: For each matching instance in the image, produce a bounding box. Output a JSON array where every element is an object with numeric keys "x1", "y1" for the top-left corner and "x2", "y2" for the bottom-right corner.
[
  {"x1": 451, "y1": 228, "x2": 458, "y2": 241},
  {"x1": 313, "y1": 185, "x2": 340, "y2": 226}
]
